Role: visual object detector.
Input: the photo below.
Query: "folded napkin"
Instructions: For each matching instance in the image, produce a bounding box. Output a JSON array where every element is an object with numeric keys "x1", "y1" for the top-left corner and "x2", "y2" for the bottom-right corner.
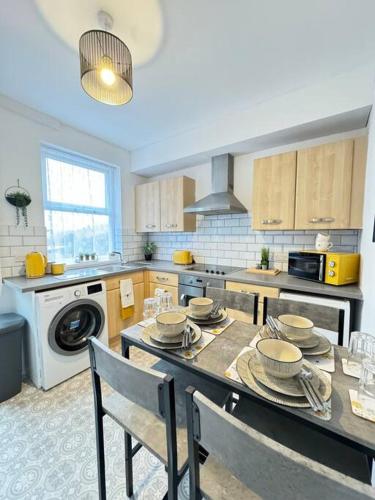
[{"x1": 120, "y1": 279, "x2": 134, "y2": 320}]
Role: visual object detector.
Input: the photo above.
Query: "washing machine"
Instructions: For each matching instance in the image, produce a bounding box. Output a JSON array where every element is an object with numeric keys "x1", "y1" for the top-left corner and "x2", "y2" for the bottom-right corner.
[{"x1": 34, "y1": 280, "x2": 108, "y2": 390}]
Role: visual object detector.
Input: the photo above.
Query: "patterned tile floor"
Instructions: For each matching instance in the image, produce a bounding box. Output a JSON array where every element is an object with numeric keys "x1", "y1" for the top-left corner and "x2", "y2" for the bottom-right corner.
[{"x1": 0, "y1": 344, "x2": 189, "y2": 499}]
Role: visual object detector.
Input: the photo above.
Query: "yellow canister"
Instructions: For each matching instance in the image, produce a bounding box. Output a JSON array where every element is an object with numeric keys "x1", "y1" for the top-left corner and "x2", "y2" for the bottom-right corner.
[
  {"x1": 172, "y1": 250, "x2": 193, "y2": 265},
  {"x1": 51, "y1": 263, "x2": 65, "y2": 275}
]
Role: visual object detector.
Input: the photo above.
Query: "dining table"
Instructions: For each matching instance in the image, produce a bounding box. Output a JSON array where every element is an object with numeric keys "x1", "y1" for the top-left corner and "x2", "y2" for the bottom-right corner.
[{"x1": 120, "y1": 319, "x2": 375, "y2": 465}]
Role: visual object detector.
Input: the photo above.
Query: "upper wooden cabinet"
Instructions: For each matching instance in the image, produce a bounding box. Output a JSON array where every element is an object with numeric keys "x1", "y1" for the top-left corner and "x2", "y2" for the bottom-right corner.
[
  {"x1": 160, "y1": 176, "x2": 196, "y2": 232},
  {"x1": 135, "y1": 176, "x2": 196, "y2": 233},
  {"x1": 252, "y1": 152, "x2": 297, "y2": 230},
  {"x1": 135, "y1": 181, "x2": 161, "y2": 232},
  {"x1": 350, "y1": 136, "x2": 368, "y2": 229},
  {"x1": 295, "y1": 140, "x2": 354, "y2": 230},
  {"x1": 252, "y1": 137, "x2": 367, "y2": 231}
]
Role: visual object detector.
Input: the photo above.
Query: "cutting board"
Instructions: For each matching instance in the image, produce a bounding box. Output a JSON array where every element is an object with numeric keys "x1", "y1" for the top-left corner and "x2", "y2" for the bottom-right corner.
[{"x1": 246, "y1": 267, "x2": 281, "y2": 276}]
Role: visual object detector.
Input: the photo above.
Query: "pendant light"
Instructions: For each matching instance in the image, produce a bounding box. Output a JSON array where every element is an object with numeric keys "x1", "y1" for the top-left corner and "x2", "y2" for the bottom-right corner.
[{"x1": 79, "y1": 11, "x2": 133, "y2": 106}]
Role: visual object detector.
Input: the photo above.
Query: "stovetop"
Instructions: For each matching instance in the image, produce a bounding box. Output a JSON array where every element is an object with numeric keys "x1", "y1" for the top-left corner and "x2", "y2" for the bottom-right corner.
[{"x1": 185, "y1": 264, "x2": 243, "y2": 276}]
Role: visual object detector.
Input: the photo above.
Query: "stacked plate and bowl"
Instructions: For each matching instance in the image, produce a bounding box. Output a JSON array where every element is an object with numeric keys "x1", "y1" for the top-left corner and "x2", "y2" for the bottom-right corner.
[
  {"x1": 237, "y1": 314, "x2": 332, "y2": 408},
  {"x1": 142, "y1": 311, "x2": 201, "y2": 350},
  {"x1": 184, "y1": 297, "x2": 228, "y2": 325}
]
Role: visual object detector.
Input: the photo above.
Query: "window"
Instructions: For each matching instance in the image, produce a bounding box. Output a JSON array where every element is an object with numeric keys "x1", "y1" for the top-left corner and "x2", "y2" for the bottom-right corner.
[{"x1": 41, "y1": 145, "x2": 121, "y2": 263}]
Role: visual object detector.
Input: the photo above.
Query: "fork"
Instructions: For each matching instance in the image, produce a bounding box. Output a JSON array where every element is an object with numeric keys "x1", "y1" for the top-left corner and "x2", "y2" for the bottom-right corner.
[
  {"x1": 301, "y1": 368, "x2": 327, "y2": 412},
  {"x1": 212, "y1": 302, "x2": 221, "y2": 317},
  {"x1": 266, "y1": 316, "x2": 279, "y2": 339}
]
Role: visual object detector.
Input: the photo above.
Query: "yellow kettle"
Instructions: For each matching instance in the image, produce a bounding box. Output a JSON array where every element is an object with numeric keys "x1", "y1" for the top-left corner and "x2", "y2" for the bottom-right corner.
[{"x1": 25, "y1": 252, "x2": 47, "y2": 279}]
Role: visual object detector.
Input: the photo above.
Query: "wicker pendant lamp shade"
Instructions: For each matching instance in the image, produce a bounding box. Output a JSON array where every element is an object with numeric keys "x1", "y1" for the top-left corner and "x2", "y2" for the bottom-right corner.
[{"x1": 79, "y1": 29, "x2": 133, "y2": 106}]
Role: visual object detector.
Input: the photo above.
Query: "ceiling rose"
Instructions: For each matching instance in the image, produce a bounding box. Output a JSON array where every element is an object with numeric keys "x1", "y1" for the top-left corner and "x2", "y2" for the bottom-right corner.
[{"x1": 34, "y1": 0, "x2": 163, "y2": 67}]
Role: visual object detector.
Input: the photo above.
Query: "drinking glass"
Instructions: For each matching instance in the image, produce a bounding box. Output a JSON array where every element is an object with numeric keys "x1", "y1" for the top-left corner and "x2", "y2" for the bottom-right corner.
[
  {"x1": 143, "y1": 298, "x2": 159, "y2": 320},
  {"x1": 347, "y1": 332, "x2": 375, "y2": 367},
  {"x1": 359, "y1": 358, "x2": 375, "y2": 402},
  {"x1": 159, "y1": 292, "x2": 173, "y2": 312}
]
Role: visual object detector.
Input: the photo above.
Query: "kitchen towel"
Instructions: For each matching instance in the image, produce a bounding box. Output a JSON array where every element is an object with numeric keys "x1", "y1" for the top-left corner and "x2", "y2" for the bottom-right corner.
[{"x1": 120, "y1": 279, "x2": 134, "y2": 319}]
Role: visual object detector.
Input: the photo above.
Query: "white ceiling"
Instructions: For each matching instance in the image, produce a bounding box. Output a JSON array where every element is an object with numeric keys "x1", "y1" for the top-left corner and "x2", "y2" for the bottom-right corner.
[{"x1": 1, "y1": 0, "x2": 375, "y2": 152}]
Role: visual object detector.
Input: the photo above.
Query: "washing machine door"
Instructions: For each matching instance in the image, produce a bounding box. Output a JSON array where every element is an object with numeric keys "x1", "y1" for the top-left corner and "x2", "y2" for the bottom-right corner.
[{"x1": 48, "y1": 299, "x2": 105, "y2": 355}]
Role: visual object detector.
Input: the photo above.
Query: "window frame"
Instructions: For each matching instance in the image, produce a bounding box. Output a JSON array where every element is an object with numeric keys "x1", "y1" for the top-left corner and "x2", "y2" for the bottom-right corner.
[{"x1": 41, "y1": 144, "x2": 122, "y2": 262}]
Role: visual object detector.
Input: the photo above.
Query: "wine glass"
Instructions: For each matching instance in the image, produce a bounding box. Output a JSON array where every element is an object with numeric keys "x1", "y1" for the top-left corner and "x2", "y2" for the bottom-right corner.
[{"x1": 143, "y1": 298, "x2": 159, "y2": 320}]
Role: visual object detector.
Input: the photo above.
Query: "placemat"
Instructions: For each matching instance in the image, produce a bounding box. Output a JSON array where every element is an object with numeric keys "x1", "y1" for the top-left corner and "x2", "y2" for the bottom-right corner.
[
  {"x1": 342, "y1": 359, "x2": 361, "y2": 379},
  {"x1": 225, "y1": 347, "x2": 332, "y2": 420},
  {"x1": 141, "y1": 329, "x2": 215, "y2": 360},
  {"x1": 250, "y1": 332, "x2": 335, "y2": 373},
  {"x1": 202, "y1": 317, "x2": 235, "y2": 336},
  {"x1": 349, "y1": 389, "x2": 375, "y2": 423}
]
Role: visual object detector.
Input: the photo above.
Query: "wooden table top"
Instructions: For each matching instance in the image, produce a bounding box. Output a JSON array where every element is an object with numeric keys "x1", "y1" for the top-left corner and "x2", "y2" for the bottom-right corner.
[{"x1": 121, "y1": 320, "x2": 375, "y2": 457}]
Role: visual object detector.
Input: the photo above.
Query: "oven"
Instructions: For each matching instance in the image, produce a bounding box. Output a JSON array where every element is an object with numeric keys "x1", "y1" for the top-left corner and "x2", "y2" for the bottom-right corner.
[
  {"x1": 178, "y1": 274, "x2": 224, "y2": 306},
  {"x1": 288, "y1": 252, "x2": 326, "y2": 283}
]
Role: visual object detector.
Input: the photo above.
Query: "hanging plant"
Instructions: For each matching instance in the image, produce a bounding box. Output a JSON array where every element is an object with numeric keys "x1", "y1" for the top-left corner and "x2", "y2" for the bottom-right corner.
[{"x1": 5, "y1": 180, "x2": 31, "y2": 227}]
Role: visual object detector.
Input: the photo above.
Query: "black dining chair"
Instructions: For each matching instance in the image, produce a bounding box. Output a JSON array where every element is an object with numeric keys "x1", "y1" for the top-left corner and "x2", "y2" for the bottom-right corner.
[
  {"x1": 186, "y1": 387, "x2": 375, "y2": 500},
  {"x1": 206, "y1": 286, "x2": 259, "y2": 324},
  {"x1": 88, "y1": 337, "x2": 188, "y2": 500},
  {"x1": 263, "y1": 296, "x2": 345, "y2": 345}
]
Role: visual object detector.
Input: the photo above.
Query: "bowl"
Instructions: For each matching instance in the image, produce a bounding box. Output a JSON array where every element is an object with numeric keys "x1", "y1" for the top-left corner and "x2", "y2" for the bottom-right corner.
[
  {"x1": 278, "y1": 314, "x2": 314, "y2": 341},
  {"x1": 256, "y1": 338, "x2": 303, "y2": 379},
  {"x1": 156, "y1": 312, "x2": 187, "y2": 337},
  {"x1": 189, "y1": 297, "x2": 214, "y2": 318}
]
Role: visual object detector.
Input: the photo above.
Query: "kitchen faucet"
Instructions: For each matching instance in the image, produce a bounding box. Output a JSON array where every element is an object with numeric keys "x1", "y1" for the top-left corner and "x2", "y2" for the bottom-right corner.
[{"x1": 110, "y1": 251, "x2": 126, "y2": 264}]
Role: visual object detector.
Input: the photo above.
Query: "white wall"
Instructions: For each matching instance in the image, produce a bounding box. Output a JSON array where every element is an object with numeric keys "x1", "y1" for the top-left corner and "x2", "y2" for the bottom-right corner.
[
  {"x1": 0, "y1": 96, "x2": 145, "y2": 230},
  {"x1": 359, "y1": 106, "x2": 375, "y2": 333},
  {"x1": 132, "y1": 64, "x2": 374, "y2": 174}
]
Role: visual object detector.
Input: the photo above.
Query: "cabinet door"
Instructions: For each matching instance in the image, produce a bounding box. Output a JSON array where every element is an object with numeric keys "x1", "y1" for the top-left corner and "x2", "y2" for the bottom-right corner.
[
  {"x1": 106, "y1": 283, "x2": 144, "y2": 339},
  {"x1": 160, "y1": 177, "x2": 196, "y2": 232},
  {"x1": 350, "y1": 136, "x2": 368, "y2": 229},
  {"x1": 252, "y1": 152, "x2": 297, "y2": 230},
  {"x1": 135, "y1": 182, "x2": 160, "y2": 232},
  {"x1": 295, "y1": 140, "x2": 354, "y2": 229},
  {"x1": 149, "y1": 282, "x2": 178, "y2": 305}
]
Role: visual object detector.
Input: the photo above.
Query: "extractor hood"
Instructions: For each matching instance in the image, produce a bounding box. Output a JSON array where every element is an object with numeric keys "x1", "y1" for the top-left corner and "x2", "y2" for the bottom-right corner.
[{"x1": 184, "y1": 153, "x2": 247, "y2": 216}]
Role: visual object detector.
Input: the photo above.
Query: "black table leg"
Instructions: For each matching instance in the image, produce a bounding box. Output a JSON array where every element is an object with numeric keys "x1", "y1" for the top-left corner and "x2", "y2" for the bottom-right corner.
[{"x1": 121, "y1": 336, "x2": 130, "y2": 359}]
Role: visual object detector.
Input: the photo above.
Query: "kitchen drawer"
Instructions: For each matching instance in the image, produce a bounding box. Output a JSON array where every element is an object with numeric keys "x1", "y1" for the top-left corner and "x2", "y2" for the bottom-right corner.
[
  {"x1": 148, "y1": 271, "x2": 178, "y2": 287},
  {"x1": 225, "y1": 281, "x2": 280, "y2": 303},
  {"x1": 105, "y1": 271, "x2": 144, "y2": 291},
  {"x1": 149, "y1": 282, "x2": 178, "y2": 304}
]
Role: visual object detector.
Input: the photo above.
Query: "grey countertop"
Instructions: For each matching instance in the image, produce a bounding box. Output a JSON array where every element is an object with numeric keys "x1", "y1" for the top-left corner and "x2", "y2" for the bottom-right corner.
[{"x1": 3, "y1": 259, "x2": 362, "y2": 300}]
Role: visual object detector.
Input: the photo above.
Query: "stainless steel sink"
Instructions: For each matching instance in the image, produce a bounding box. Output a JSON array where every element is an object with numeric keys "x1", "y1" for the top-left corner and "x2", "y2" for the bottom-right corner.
[{"x1": 96, "y1": 264, "x2": 132, "y2": 273}]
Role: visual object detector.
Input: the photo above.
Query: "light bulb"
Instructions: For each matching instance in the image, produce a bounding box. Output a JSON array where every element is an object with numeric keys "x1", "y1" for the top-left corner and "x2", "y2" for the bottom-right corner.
[{"x1": 100, "y1": 67, "x2": 116, "y2": 86}]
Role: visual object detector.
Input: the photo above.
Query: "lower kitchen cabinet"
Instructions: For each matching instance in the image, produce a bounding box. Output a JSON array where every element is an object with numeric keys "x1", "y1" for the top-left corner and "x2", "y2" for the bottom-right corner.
[
  {"x1": 225, "y1": 281, "x2": 280, "y2": 325},
  {"x1": 146, "y1": 271, "x2": 179, "y2": 305},
  {"x1": 105, "y1": 272, "x2": 145, "y2": 340}
]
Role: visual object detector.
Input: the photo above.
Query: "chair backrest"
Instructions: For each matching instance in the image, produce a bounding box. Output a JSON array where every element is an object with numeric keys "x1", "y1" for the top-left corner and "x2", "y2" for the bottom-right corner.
[
  {"x1": 186, "y1": 388, "x2": 375, "y2": 500},
  {"x1": 263, "y1": 297, "x2": 344, "y2": 344},
  {"x1": 206, "y1": 287, "x2": 259, "y2": 324},
  {"x1": 89, "y1": 337, "x2": 167, "y2": 416}
]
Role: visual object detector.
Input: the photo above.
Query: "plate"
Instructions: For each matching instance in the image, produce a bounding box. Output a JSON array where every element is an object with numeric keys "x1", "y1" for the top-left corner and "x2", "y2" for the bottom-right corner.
[
  {"x1": 185, "y1": 308, "x2": 228, "y2": 325},
  {"x1": 142, "y1": 321, "x2": 202, "y2": 350},
  {"x1": 260, "y1": 324, "x2": 329, "y2": 351},
  {"x1": 236, "y1": 350, "x2": 331, "y2": 408},
  {"x1": 247, "y1": 350, "x2": 320, "y2": 397},
  {"x1": 149, "y1": 329, "x2": 184, "y2": 344},
  {"x1": 301, "y1": 335, "x2": 331, "y2": 356}
]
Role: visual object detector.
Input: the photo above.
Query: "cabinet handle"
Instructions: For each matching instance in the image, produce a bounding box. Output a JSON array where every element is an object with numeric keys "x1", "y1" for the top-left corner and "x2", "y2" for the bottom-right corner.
[
  {"x1": 261, "y1": 219, "x2": 282, "y2": 225},
  {"x1": 309, "y1": 217, "x2": 335, "y2": 223},
  {"x1": 156, "y1": 276, "x2": 168, "y2": 282},
  {"x1": 165, "y1": 224, "x2": 171, "y2": 228},
  {"x1": 146, "y1": 224, "x2": 156, "y2": 228}
]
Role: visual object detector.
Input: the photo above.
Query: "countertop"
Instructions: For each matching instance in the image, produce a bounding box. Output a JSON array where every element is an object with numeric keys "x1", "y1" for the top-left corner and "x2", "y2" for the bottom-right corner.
[{"x1": 3, "y1": 259, "x2": 362, "y2": 300}]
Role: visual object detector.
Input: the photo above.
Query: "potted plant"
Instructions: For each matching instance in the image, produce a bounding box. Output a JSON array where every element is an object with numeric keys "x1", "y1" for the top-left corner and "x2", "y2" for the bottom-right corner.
[
  {"x1": 144, "y1": 242, "x2": 156, "y2": 261},
  {"x1": 5, "y1": 188, "x2": 31, "y2": 226},
  {"x1": 260, "y1": 247, "x2": 270, "y2": 270}
]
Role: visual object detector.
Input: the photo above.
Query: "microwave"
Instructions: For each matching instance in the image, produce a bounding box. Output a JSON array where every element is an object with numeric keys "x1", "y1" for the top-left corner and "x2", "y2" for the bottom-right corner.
[{"x1": 288, "y1": 252, "x2": 360, "y2": 286}]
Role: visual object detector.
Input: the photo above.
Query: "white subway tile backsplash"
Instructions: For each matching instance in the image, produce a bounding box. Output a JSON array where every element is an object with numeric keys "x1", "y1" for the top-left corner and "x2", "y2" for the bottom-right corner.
[{"x1": 151, "y1": 215, "x2": 360, "y2": 268}]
